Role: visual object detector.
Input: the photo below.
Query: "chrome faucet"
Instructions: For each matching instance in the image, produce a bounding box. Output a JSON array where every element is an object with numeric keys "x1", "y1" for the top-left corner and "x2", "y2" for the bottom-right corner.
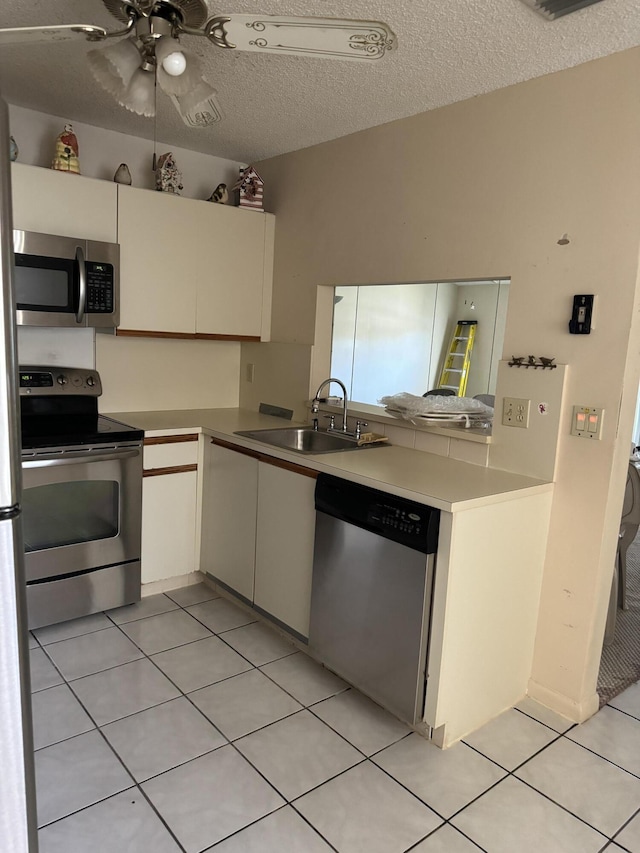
[{"x1": 311, "y1": 377, "x2": 349, "y2": 433}]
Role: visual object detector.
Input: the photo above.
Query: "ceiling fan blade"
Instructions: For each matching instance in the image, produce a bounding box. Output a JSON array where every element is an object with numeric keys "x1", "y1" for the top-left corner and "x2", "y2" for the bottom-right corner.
[
  {"x1": 0, "y1": 24, "x2": 107, "y2": 45},
  {"x1": 207, "y1": 15, "x2": 395, "y2": 60},
  {"x1": 170, "y1": 79, "x2": 224, "y2": 128}
]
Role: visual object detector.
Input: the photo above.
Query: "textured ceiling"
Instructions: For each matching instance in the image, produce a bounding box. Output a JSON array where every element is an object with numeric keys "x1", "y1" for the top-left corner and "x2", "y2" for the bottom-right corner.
[{"x1": 0, "y1": 0, "x2": 639, "y2": 163}]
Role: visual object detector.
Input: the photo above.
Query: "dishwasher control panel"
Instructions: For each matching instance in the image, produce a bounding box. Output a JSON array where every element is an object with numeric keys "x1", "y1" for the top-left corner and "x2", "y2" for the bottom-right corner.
[
  {"x1": 369, "y1": 504, "x2": 423, "y2": 537},
  {"x1": 315, "y1": 474, "x2": 440, "y2": 554}
]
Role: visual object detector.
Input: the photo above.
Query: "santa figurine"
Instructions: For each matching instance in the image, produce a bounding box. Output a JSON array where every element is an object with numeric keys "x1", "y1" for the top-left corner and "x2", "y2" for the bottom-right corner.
[{"x1": 51, "y1": 124, "x2": 80, "y2": 174}]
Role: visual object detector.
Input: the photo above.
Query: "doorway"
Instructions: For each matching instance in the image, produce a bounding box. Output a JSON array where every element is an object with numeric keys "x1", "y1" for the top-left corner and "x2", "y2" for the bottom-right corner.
[{"x1": 597, "y1": 386, "x2": 640, "y2": 705}]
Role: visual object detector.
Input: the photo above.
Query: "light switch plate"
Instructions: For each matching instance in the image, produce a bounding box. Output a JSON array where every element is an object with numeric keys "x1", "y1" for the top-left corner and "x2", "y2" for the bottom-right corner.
[
  {"x1": 502, "y1": 397, "x2": 530, "y2": 428},
  {"x1": 571, "y1": 405, "x2": 604, "y2": 439}
]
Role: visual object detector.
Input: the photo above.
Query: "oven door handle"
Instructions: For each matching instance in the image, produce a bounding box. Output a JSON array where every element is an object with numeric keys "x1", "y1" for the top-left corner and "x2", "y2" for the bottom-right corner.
[
  {"x1": 22, "y1": 448, "x2": 140, "y2": 468},
  {"x1": 75, "y1": 245, "x2": 87, "y2": 324}
]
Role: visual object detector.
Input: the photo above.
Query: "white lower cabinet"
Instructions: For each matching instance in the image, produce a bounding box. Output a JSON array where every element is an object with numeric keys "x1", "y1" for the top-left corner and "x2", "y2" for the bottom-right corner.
[
  {"x1": 254, "y1": 461, "x2": 316, "y2": 638},
  {"x1": 200, "y1": 441, "x2": 258, "y2": 602},
  {"x1": 141, "y1": 435, "x2": 199, "y2": 584},
  {"x1": 201, "y1": 438, "x2": 317, "y2": 638}
]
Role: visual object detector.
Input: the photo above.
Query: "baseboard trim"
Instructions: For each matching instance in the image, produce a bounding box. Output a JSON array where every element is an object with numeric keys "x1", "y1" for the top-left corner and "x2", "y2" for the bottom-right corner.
[
  {"x1": 141, "y1": 570, "x2": 207, "y2": 597},
  {"x1": 527, "y1": 679, "x2": 599, "y2": 723}
]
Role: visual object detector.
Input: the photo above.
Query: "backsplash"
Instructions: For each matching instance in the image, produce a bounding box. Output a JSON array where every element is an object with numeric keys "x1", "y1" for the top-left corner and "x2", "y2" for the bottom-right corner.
[{"x1": 17, "y1": 327, "x2": 95, "y2": 369}]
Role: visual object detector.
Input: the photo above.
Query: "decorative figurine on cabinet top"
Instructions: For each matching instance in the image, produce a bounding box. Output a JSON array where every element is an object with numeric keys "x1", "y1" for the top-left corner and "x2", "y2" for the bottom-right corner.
[
  {"x1": 51, "y1": 124, "x2": 80, "y2": 174},
  {"x1": 9, "y1": 136, "x2": 18, "y2": 162},
  {"x1": 113, "y1": 163, "x2": 132, "y2": 185},
  {"x1": 155, "y1": 152, "x2": 183, "y2": 194},
  {"x1": 207, "y1": 182, "x2": 228, "y2": 204},
  {"x1": 232, "y1": 165, "x2": 264, "y2": 211}
]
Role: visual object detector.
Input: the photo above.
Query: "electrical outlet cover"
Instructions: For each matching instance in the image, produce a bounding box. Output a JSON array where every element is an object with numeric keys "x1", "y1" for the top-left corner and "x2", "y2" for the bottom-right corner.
[{"x1": 502, "y1": 397, "x2": 531, "y2": 428}]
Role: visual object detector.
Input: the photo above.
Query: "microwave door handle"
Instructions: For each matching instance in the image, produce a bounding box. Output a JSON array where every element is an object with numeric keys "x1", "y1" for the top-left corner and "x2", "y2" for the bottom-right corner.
[{"x1": 75, "y1": 245, "x2": 87, "y2": 324}]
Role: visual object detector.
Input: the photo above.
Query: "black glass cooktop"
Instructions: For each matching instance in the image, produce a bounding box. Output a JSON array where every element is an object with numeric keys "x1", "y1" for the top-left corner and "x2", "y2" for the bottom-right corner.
[
  {"x1": 19, "y1": 366, "x2": 143, "y2": 450},
  {"x1": 21, "y1": 413, "x2": 143, "y2": 450}
]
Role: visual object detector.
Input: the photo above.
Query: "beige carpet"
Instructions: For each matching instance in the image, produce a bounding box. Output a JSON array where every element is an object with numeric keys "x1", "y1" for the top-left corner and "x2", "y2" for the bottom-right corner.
[{"x1": 598, "y1": 533, "x2": 640, "y2": 706}]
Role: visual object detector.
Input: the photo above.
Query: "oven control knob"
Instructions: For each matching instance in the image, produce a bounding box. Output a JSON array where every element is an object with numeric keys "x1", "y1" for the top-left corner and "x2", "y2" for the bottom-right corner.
[
  {"x1": 56, "y1": 374, "x2": 68, "y2": 386},
  {"x1": 86, "y1": 376, "x2": 95, "y2": 387}
]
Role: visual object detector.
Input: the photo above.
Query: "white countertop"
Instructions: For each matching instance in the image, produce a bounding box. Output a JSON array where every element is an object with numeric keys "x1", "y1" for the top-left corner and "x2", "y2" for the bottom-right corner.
[{"x1": 107, "y1": 407, "x2": 552, "y2": 513}]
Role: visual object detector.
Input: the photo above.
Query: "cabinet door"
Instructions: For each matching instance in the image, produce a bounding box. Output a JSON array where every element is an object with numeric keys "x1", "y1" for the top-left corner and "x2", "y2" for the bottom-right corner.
[
  {"x1": 12, "y1": 163, "x2": 118, "y2": 242},
  {"x1": 195, "y1": 206, "x2": 268, "y2": 338},
  {"x1": 141, "y1": 470, "x2": 197, "y2": 583},
  {"x1": 117, "y1": 185, "x2": 198, "y2": 333},
  {"x1": 200, "y1": 441, "x2": 258, "y2": 601},
  {"x1": 255, "y1": 461, "x2": 317, "y2": 637}
]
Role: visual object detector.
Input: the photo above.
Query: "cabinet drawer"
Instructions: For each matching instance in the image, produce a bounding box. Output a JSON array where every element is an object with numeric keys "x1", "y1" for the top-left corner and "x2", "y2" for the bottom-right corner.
[{"x1": 144, "y1": 435, "x2": 198, "y2": 470}]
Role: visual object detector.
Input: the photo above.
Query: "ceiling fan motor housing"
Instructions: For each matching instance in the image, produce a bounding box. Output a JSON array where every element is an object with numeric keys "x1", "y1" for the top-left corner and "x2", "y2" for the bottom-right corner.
[
  {"x1": 518, "y1": 0, "x2": 604, "y2": 19},
  {"x1": 103, "y1": 0, "x2": 208, "y2": 28}
]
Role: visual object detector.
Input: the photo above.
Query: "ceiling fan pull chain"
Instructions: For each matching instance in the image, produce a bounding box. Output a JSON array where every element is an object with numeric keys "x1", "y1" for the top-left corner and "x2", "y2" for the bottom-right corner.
[{"x1": 152, "y1": 72, "x2": 158, "y2": 172}]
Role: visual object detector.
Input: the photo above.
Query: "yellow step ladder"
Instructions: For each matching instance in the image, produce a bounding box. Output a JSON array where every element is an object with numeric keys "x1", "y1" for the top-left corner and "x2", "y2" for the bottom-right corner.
[{"x1": 437, "y1": 320, "x2": 477, "y2": 397}]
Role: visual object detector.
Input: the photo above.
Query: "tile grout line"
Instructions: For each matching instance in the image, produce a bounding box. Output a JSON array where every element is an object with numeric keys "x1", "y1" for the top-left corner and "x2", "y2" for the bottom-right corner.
[
  {"x1": 34, "y1": 590, "x2": 640, "y2": 850},
  {"x1": 42, "y1": 650, "x2": 191, "y2": 852},
  {"x1": 403, "y1": 820, "x2": 488, "y2": 853},
  {"x1": 90, "y1": 612, "x2": 349, "y2": 840},
  {"x1": 512, "y1": 703, "x2": 578, "y2": 734},
  {"x1": 461, "y1": 728, "x2": 637, "y2": 843},
  {"x1": 34, "y1": 600, "x2": 488, "y2": 848}
]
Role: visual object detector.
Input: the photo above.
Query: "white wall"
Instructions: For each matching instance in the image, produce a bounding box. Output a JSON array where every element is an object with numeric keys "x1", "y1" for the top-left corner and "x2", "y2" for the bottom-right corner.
[
  {"x1": 332, "y1": 283, "x2": 438, "y2": 404},
  {"x1": 17, "y1": 327, "x2": 95, "y2": 370},
  {"x1": 454, "y1": 283, "x2": 501, "y2": 397},
  {"x1": 8, "y1": 104, "x2": 245, "y2": 200},
  {"x1": 254, "y1": 48, "x2": 640, "y2": 722},
  {"x1": 97, "y1": 335, "x2": 241, "y2": 413}
]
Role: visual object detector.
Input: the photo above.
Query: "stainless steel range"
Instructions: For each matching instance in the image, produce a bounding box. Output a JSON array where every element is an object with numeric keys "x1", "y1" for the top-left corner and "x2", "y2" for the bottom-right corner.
[{"x1": 19, "y1": 366, "x2": 143, "y2": 629}]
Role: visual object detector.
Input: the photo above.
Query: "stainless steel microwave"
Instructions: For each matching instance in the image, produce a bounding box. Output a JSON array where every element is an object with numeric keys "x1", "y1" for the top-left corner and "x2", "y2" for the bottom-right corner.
[{"x1": 13, "y1": 230, "x2": 119, "y2": 328}]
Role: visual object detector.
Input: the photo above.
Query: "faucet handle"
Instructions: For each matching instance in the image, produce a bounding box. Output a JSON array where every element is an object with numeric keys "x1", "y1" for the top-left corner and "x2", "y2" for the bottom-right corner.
[
  {"x1": 323, "y1": 414, "x2": 336, "y2": 430},
  {"x1": 355, "y1": 420, "x2": 368, "y2": 438}
]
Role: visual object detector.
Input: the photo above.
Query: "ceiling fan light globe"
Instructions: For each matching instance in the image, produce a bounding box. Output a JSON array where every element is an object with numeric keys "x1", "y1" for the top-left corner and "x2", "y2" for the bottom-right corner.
[
  {"x1": 156, "y1": 42, "x2": 203, "y2": 97},
  {"x1": 87, "y1": 49, "x2": 127, "y2": 99},
  {"x1": 155, "y1": 35, "x2": 188, "y2": 71},
  {"x1": 120, "y1": 67, "x2": 156, "y2": 117},
  {"x1": 161, "y1": 51, "x2": 186, "y2": 76},
  {"x1": 88, "y1": 37, "x2": 141, "y2": 90},
  {"x1": 172, "y1": 76, "x2": 216, "y2": 114}
]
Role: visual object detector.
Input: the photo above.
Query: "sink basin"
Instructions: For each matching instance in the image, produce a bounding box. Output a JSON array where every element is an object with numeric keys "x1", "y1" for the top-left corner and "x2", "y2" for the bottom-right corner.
[{"x1": 234, "y1": 426, "x2": 383, "y2": 455}]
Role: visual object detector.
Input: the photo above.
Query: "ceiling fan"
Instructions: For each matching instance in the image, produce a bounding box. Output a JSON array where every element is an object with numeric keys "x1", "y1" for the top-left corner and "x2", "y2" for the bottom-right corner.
[{"x1": 0, "y1": 0, "x2": 396, "y2": 128}]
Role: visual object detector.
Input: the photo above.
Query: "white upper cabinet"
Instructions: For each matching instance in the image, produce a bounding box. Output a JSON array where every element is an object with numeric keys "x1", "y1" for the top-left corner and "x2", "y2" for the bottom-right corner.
[
  {"x1": 10, "y1": 165, "x2": 274, "y2": 340},
  {"x1": 117, "y1": 186, "x2": 199, "y2": 334},
  {"x1": 11, "y1": 163, "x2": 118, "y2": 243},
  {"x1": 195, "y1": 203, "x2": 271, "y2": 338},
  {"x1": 117, "y1": 185, "x2": 274, "y2": 339}
]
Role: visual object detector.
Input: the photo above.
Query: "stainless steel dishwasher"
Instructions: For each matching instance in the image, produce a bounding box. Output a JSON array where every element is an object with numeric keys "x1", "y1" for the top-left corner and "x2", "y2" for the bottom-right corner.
[{"x1": 309, "y1": 474, "x2": 440, "y2": 726}]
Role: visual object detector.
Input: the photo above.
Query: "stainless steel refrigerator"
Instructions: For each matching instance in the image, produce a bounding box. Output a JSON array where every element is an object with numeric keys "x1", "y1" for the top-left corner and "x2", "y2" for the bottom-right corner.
[{"x1": 0, "y1": 94, "x2": 38, "y2": 851}]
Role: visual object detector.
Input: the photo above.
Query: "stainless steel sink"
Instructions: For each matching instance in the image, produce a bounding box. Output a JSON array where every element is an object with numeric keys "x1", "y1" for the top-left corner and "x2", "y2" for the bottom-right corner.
[{"x1": 234, "y1": 426, "x2": 383, "y2": 455}]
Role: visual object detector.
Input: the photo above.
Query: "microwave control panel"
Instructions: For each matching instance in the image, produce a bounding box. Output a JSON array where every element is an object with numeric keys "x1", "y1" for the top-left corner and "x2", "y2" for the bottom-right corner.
[{"x1": 86, "y1": 262, "x2": 114, "y2": 313}]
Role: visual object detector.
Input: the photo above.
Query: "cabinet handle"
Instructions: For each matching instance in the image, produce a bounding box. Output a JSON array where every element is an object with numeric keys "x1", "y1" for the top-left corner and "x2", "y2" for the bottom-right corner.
[
  {"x1": 143, "y1": 464, "x2": 197, "y2": 478},
  {"x1": 209, "y1": 436, "x2": 317, "y2": 478},
  {"x1": 144, "y1": 434, "x2": 198, "y2": 446}
]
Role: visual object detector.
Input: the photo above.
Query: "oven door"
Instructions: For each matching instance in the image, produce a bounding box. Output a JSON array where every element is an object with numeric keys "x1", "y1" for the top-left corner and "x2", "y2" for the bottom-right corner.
[{"x1": 21, "y1": 442, "x2": 142, "y2": 583}]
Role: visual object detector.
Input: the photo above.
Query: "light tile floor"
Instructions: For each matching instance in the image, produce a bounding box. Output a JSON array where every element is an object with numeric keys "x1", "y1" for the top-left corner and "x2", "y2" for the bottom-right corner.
[{"x1": 29, "y1": 582, "x2": 640, "y2": 852}]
